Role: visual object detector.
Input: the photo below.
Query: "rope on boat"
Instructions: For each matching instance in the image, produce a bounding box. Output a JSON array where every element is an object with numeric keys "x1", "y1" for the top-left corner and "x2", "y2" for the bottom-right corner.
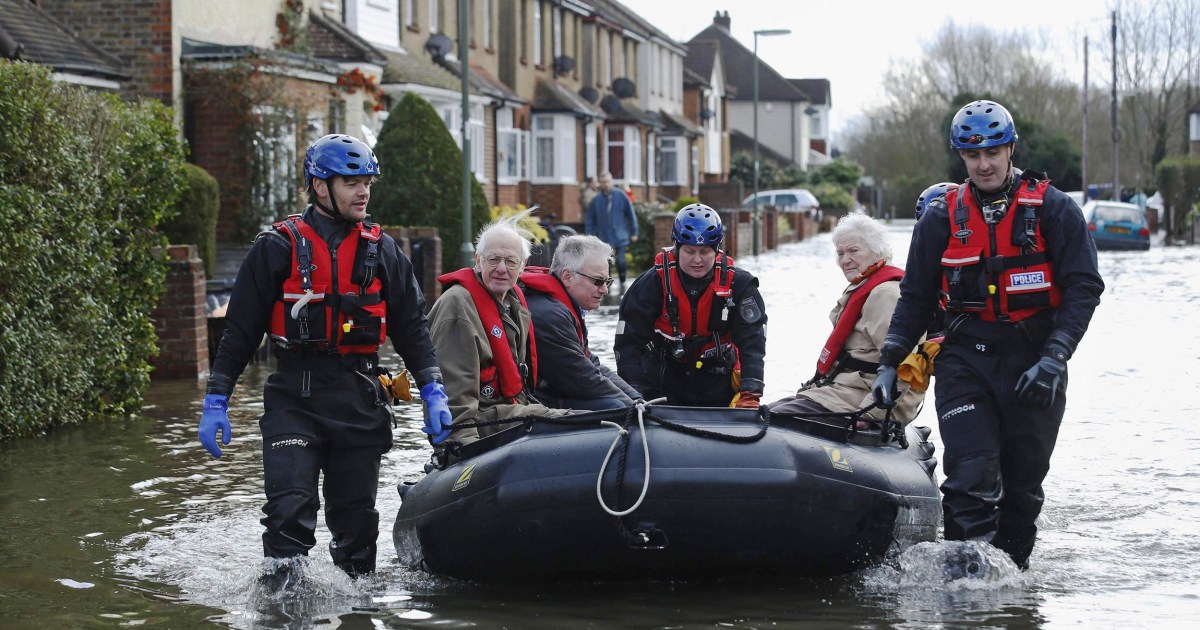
[{"x1": 595, "y1": 400, "x2": 652, "y2": 517}]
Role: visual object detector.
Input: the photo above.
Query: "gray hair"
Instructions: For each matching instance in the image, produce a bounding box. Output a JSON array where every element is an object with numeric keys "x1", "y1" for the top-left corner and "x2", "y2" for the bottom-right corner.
[
  {"x1": 550, "y1": 234, "x2": 613, "y2": 275},
  {"x1": 830, "y1": 213, "x2": 893, "y2": 264},
  {"x1": 476, "y1": 208, "x2": 537, "y2": 260}
]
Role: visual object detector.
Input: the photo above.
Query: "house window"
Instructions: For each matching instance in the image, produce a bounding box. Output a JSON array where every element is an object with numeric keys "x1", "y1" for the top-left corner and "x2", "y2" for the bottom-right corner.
[
  {"x1": 809, "y1": 110, "x2": 822, "y2": 136},
  {"x1": 428, "y1": 0, "x2": 438, "y2": 33},
  {"x1": 439, "y1": 102, "x2": 485, "y2": 180},
  {"x1": 532, "y1": 114, "x2": 576, "y2": 183},
  {"x1": 691, "y1": 145, "x2": 700, "y2": 195},
  {"x1": 482, "y1": 0, "x2": 492, "y2": 48},
  {"x1": 552, "y1": 6, "x2": 562, "y2": 58},
  {"x1": 533, "y1": 1, "x2": 542, "y2": 65},
  {"x1": 606, "y1": 125, "x2": 641, "y2": 183},
  {"x1": 405, "y1": 0, "x2": 415, "y2": 27},
  {"x1": 1191, "y1": 111, "x2": 1200, "y2": 141},
  {"x1": 603, "y1": 32, "x2": 611, "y2": 86},
  {"x1": 497, "y1": 108, "x2": 525, "y2": 183},
  {"x1": 251, "y1": 106, "x2": 297, "y2": 229},
  {"x1": 647, "y1": 131, "x2": 656, "y2": 185},
  {"x1": 584, "y1": 121, "x2": 597, "y2": 179},
  {"x1": 659, "y1": 136, "x2": 685, "y2": 185}
]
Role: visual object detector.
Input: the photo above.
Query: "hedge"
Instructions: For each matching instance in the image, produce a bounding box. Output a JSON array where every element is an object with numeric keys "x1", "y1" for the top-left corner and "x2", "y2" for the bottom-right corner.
[
  {"x1": 0, "y1": 61, "x2": 186, "y2": 440},
  {"x1": 370, "y1": 92, "x2": 489, "y2": 271},
  {"x1": 161, "y1": 163, "x2": 220, "y2": 277}
]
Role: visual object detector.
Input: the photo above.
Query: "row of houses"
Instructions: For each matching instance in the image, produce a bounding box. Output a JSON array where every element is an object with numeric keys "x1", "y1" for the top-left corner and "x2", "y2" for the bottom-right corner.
[{"x1": 1, "y1": 0, "x2": 831, "y2": 241}]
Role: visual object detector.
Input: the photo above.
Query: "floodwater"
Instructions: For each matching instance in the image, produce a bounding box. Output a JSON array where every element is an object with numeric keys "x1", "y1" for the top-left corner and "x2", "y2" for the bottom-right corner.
[{"x1": 3, "y1": 223, "x2": 1199, "y2": 629}]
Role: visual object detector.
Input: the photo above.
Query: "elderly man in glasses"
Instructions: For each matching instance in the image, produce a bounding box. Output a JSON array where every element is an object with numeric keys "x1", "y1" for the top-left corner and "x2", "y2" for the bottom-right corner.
[
  {"x1": 520, "y1": 235, "x2": 642, "y2": 410},
  {"x1": 428, "y1": 210, "x2": 567, "y2": 446}
]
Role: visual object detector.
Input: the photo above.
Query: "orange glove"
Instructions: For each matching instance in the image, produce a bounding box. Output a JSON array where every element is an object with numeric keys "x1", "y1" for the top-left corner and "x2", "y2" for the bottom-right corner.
[{"x1": 731, "y1": 391, "x2": 761, "y2": 409}]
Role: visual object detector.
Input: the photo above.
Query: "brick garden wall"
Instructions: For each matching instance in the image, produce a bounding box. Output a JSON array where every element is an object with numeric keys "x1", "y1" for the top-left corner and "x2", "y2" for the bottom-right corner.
[{"x1": 150, "y1": 245, "x2": 208, "y2": 380}]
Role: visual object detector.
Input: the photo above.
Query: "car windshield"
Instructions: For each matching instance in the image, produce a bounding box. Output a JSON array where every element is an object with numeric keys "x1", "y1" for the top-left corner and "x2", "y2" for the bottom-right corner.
[
  {"x1": 1094, "y1": 205, "x2": 1143, "y2": 223},
  {"x1": 775, "y1": 194, "x2": 799, "y2": 207}
]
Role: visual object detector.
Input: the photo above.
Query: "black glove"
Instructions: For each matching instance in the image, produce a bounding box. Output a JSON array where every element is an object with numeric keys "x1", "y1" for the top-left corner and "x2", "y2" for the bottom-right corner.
[
  {"x1": 1014, "y1": 354, "x2": 1066, "y2": 410},
  {"x1": 872, "y1": 366, "x2": 899, "y2": 409}
]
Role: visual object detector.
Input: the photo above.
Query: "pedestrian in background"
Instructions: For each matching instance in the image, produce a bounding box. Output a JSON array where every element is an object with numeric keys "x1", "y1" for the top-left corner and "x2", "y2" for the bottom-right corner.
[{"x1": 585, "y1": 171, "x2": 639, "y2": 285}]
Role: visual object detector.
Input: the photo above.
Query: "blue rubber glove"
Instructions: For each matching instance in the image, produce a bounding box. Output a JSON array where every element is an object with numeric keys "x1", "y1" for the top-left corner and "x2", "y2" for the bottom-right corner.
[
  {"x1": 871, "y1": 366, "x2": 899, "y2": 409},
  {"x1": 419, "y1": 382, "x2": 453, "y2": 445},
  {"x1": 198, "y1": 394, "x2": 231, "y2": 458},
  {"x1": 1014, "y1": 355, "x2": 1066, "y2": 410}
]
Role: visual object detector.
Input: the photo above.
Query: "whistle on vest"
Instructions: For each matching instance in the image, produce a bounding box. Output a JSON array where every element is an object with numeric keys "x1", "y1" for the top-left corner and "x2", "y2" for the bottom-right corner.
[{"x1": 343, "y1": 320, "x2": 353, "y2": 333}]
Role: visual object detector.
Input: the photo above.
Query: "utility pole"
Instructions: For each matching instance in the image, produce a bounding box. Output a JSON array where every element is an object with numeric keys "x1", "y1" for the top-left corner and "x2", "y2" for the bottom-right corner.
[
  {"x1": 1082, "y1": 35, "x2": 1089, "y2": 202},
  {"x1": 459, "y1": 0, "x2": 474, "y2": 268},
  {"x1": 1110, "y1": 10, "x2": 1119, "y2": 201}
]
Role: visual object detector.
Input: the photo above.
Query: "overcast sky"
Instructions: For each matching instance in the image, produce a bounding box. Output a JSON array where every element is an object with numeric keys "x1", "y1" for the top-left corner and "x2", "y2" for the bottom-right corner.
[{"x1": 621, "y1": 0, "x2": 1119, "y2": 141}]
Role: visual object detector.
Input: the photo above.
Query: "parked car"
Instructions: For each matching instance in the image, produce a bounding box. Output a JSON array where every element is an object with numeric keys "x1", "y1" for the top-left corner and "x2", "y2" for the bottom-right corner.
[
  {"x1": 741, "y1": 189, "x2": 819, "y2": 213},
  {"x1": 1081, "y1": 199, "x2": 1150, "y2": 251}
]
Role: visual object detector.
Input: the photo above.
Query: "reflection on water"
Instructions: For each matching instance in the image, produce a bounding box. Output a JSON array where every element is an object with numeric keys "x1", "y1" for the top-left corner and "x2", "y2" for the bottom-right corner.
[{"x1": 3, "y1": 227, "x2": 1200, "y2": 628}]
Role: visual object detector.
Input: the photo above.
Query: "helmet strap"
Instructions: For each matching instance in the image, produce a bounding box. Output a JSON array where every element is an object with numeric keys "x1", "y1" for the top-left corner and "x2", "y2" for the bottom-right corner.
[{"x1": 312, "y1": 177, "x2": 353, "y2": 222}]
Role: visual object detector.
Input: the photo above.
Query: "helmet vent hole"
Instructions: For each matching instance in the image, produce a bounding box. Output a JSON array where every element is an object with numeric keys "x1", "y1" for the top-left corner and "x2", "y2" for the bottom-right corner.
[{"x1": 347, "y1": 162, "x2": 361, "y2": 170}]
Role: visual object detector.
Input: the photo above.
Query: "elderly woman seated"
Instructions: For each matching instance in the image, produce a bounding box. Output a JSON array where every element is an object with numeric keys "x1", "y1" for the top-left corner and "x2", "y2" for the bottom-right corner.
[
  {"x1": 427, "y1": 211, "x2": 567, "y2": 445},
  {"x1": 770, "y1": 213, "x2": 925, "y2": 427}
]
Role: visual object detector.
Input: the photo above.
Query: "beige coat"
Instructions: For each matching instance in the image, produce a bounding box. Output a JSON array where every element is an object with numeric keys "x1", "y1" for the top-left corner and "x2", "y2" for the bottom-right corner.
[
  {"x1": 427, "y1": 277, "x2": 566, "y2": 444},
  {"x1": 797, "y1": 279, "x2": 925, "y2": 423}
]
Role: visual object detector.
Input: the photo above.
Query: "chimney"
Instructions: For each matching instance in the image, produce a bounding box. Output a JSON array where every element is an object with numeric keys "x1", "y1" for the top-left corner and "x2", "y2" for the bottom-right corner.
[{"x1": 713, "y1": 10, "x2": 730, "y2": 33}]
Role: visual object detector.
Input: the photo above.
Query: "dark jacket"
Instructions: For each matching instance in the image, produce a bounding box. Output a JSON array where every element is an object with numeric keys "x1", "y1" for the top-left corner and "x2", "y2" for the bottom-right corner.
[
  {"x1": 883, "y1": 173, "x2": 1104, "y2": 360},
  {"x1": 615, "y1": 261, "x2": 767, "y2": 406},
  {"x1": 525, "y1": 280, "x2": 640, "y2": 407},
  {"x1": 207, "y1": 206, "x2": 440, "y2": 396}
]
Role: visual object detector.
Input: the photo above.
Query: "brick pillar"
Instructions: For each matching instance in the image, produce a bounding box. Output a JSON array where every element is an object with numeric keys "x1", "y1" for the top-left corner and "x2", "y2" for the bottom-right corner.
[{"x1": 151, "y1": 245, "x2": 209, "y2": 380}]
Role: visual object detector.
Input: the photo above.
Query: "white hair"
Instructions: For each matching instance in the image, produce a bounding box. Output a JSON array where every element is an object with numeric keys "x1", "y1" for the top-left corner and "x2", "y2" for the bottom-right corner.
[
  {"x1": 550, "y1": 234, "x2": 613, "y2": 275},
  {"x1": 830, "y1": 213, "x2": 893, "y2": 264},
  {"x1": 476, "y1": 208, "x2": 537, "y2": 260}
]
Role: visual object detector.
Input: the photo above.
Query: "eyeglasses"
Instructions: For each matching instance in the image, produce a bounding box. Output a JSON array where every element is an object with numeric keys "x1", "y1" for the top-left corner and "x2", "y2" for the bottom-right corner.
[
  {"x1": 573, "y1": 270, "x2": 614, "y2": 288},
  {"x1": 482, "y1": 255, "x2": 522, "y2": 271}
]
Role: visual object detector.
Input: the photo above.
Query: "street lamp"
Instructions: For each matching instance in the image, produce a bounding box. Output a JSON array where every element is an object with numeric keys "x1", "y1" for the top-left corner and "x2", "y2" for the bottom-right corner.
[{"x1": 752, "y1": 28, "x2": 790, "y2": 257}]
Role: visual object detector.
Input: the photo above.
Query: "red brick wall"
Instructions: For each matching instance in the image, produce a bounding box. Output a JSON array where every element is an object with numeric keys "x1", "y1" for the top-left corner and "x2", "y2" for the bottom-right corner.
[
  {"x1": 186, "y1": 68, "x2": 333, "y2": 242},
  {"x1": 151, "y1": 245, "x2": 208, "y2": 380},
  {"x1": 532, "y1": 183, "x2": 583, "y2": 224},
  {"x1": 495, "y1": 184, "x2": 521, "y2": 208},
  {"x1": 38, "y1": 0, "x2": 174, "y2": 104}
]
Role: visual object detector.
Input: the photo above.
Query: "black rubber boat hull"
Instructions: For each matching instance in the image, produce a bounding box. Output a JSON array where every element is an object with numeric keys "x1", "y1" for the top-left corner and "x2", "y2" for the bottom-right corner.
[{"x1": 393, "y1": 405, "x2": 940, "y2": 580}]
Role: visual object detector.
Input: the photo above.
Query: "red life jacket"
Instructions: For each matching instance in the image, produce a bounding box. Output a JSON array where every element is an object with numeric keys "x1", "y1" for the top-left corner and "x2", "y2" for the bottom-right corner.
[
  {"x1": 653, "y1": 248, "x2": 738, "y2": 367},
  {"x1": 268, "y1": 215, "x2": 386, "y2": 354},
  {"x1": 942, "y1": 175, "x2": 1062, "y2": 323},
  {"x1": 814, "y1": 265, "x2": 904, "y2": 376},
  {"x1": 519, "y1": 267, "x2": 586, "y2": 356},
  {"x1": 437, "y1": 268, "x2": 537, "y2": 401}
]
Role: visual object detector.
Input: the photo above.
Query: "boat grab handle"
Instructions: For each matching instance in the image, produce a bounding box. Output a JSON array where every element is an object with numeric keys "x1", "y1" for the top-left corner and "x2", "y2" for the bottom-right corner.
[{"x1": 596, "y1": 401, "x2": 652, "y2": 517}]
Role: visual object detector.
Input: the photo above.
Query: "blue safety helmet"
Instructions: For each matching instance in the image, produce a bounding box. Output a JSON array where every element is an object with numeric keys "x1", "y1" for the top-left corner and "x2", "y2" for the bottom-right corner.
[
  {"x1": 672, "y1": 203, "x2": 723, "y2": 247},
  {"x1": 949, "y1": 100, "x2": 1018, "y2": 150},
  {"x1": 915, "y1": 182, "x2": 958, "y2": 220},
  {"x1": 303, "y1": 134, "x2": 380, "y2": 188}
]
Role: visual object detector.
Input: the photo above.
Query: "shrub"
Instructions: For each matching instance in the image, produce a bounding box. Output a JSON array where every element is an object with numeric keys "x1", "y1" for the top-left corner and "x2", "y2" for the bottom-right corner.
[
  {"x1": 627, "y1": 201, "x2": 667, "y2": 274},
  {"x1": 0, "y1": 61, "x2": 186, "y2": 440},
  {"x1": 1155, "y1": 157, "x2": 1200, "y2": 243},
  {"x1": 161, "y1": 163, "x2": 220, "y2": 277},
  {"x1": 671, "y1": 196, "x2": 700, "y2": 212},
  {"x1": 371, "y1": 92, "x2": 489, "y2": 271}
]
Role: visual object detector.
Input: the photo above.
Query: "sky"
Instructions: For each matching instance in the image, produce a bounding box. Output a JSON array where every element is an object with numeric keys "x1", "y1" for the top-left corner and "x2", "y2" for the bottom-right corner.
[{"x1": 621, "y1": 0, "x2": 1119, "y2": 142}]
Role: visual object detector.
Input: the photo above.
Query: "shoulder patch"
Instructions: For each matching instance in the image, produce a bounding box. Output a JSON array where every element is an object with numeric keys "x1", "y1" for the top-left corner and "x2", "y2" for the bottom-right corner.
[{"x1": 738, "y1": 297, "x2": 762, "y2": 323}]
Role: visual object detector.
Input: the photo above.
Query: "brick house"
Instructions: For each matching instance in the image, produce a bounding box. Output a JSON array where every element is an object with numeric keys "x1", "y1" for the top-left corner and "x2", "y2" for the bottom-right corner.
[{"x1": 0, "y1": 0, "x2": 127, "y2": 90}]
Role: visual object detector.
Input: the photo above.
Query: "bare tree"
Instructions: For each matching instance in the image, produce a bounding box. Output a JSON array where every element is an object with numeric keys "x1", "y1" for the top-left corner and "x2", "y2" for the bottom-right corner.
[{"x1": 1103, "y1": 0, "x2": 1200, "y2": 191}]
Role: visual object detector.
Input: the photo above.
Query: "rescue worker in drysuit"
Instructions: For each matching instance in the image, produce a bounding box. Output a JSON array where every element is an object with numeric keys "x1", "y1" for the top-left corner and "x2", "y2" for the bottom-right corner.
[
  {"x1": 872, "y1": 101, "x2": 1104, "y2": 572},
  {"x1": 196, "y1": 134, "x2": 452, "y2": 585},
  {"x1": 615, "y1": 205, "x2": 767, "y2": 408}
]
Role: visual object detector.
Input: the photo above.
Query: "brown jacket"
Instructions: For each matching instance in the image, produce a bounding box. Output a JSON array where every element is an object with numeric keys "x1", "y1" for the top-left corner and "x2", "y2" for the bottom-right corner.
[
  {"x1": 427, "y1": 276, "x2": 566, "y2": 444},
  {"x1": 797, "y1": 279, "x2": 925, "y2": 423}
]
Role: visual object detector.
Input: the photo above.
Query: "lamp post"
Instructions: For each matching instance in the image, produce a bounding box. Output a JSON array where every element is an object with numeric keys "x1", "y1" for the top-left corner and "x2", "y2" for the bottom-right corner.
[
  {"x1": 459, "y1": 0, "x2": 474, "y2": 268},
  {"x1": 752, "y1": 28, "x2": 790, "y2": 257}
]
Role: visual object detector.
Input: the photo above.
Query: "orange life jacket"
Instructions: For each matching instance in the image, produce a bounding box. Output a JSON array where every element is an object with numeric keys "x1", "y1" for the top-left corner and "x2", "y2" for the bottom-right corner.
[
  {"x1": 942, "y1": 176, "x2": 1062, "y2": 323},
  {"x1": 815, "y1": 265, "x2": 904, "y2": 376},
  {"x1": 269, "y1": 216, "x2": 386, "y2": 354},
  {"x1": 438, "y1": 268, "x2": 537, "y2": 401},
  {"x1": 653, "y1": 248, "x2": 738, "y2": 369}
]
